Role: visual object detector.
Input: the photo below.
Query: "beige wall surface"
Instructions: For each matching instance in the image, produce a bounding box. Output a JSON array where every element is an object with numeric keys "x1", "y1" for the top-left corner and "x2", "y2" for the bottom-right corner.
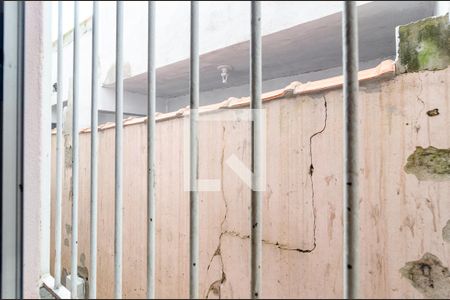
[
  {"x1": 51, "y1": 67, "x2": 450, "y2": 298},
  {"x1": 23, "y1": 1, "x2": 52, "y2": 298}
]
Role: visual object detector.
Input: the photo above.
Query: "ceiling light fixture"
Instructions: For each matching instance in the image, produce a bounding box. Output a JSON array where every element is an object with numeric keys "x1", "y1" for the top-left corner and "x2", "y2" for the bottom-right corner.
[{"x1": 217, "y1": 65, "x2": 232, "y2": 84}]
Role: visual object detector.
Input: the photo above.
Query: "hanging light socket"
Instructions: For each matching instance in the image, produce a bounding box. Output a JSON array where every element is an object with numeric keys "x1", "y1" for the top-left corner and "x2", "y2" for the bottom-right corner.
[{"x1": 217, "y1": 65, "x2": 233, "y2": 84}]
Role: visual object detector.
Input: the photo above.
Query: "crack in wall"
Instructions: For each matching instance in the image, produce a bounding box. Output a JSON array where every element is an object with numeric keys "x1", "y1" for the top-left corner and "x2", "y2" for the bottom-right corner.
[
  {"x1": 415, "y1": 76, "x2": 425, "y2": 133},
  {"x1": 206, "y1": 98, "x2": 328, "y2": 295},
  {"x1": 262, "y1": 239, "x2": 315, "y2": 253},
  {"x1": 222, "y1": 230, "x2": 250, "y2": 240},
  {"x1": 222, "y1": 231, "x2": 315, "y2": 253},
  {"x1": 306, "y1": 95, "x2": 328, "y2": 252},
  {"x1": 206, "y1": 125, "x2": 228, "y2": 299}
]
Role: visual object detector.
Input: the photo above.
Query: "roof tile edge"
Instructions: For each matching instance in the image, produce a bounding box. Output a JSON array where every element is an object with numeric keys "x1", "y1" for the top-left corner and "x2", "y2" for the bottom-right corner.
[{"x1": 72, "y1": 59, "x2": 395, "y2": 134}]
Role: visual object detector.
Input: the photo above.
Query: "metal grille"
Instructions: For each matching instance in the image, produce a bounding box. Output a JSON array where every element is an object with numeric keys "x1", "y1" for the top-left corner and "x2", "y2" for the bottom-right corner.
[{"x1": 51, "y1": 1, "x2": 359, "y2": 299}]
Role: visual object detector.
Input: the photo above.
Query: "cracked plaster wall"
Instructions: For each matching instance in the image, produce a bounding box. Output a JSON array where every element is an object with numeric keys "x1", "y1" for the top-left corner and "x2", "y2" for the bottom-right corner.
[{"x1": 50, "y1": 67, "x2": 450, "y2": 298}]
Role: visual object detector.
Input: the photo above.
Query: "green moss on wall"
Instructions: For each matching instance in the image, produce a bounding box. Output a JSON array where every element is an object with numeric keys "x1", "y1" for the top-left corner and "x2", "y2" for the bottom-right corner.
[
  {"x1": 404, "y1": 146, "x2": 450, "y2": 181},
  {"x1": 397, "y1": 15, "x2": 450, "y2": 73},
  {"x1": 400, "y1": 253, "x2": 450, "y2": 299}
]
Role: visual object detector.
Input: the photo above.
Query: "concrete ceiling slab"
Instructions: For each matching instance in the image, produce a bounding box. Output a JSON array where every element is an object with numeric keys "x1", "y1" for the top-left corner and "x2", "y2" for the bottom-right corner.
[{"x1": 120, "y1": 1, "x2": 435, "y2": 98}]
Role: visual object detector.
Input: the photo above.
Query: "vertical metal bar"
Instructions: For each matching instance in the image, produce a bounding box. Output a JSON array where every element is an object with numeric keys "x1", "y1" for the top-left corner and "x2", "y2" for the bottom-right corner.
[
  {"x1": 71, "y1": 1, "x2": 80, "y2": 298},
  {"x1": 54, "y1": 0, "x2": 64, "y2": 290},
  {"x1": 147, "y1": 1, "x2": 156, "y2": 299},
  {"x1": 16, "y1": 2, "x2": 25, "y2": 293},
  {"x1": 342, "y1": 1, "x2": 359, "y2": 299},
  {"x1": 189, "y1": 1, "x2": 199, "y2": 299},
  {"x1": 89, "y1": 1, "x2": 99, "y2": 299},
  {"x1": 250, "y1": 2, "x2": 262, "y2": 299},
  {"x1": 2, "y1": 1, "x2": 25, "y2": 297},
  {"x1": 16, "y1": 4, "x2": 25, "y2": 297},
  {"x1": 114, "y1": 1, "x2": 124, "y2": 299}
]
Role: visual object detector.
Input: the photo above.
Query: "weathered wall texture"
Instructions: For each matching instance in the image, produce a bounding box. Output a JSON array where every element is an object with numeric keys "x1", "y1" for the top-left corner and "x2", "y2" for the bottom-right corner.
[
  {"x1": 23, "y1": 1, "x2": 52, "y2": 298},
  {"x1": 50, "y1": 65, "x2": 450, "y2": 298}
]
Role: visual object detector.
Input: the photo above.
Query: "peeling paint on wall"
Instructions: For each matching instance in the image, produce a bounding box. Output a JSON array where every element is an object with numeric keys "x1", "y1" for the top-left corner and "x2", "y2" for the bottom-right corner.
[
  {"x1": 442, "y1": 220, "x2": 450, "y2": 243},
  {"x1": 404, "y1": 146, "x2": 450, "y2": 181},
  {"x1": 78, "y1": 265, "x2": 89, "y2": 281},
  {"x1": 426, "y1": 108, "x2": 440, "y2": 117},
  {"x1": 78, "y1": 253, "x2": 89, "y2": 297},
  {"x1": 65, "y1": 223, "x2": 72, "y2": 235},
  {"x1": 400, "y1": 253, "x2": 450, "y2": 299},
  {"x1": 62, "y1": 268, "x2": 68, "y2": 286}
]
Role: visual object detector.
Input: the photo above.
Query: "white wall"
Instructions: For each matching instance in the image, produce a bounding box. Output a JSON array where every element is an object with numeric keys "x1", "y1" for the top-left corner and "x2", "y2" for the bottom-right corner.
[
  {"x1": 51, "y1": 22, "x2": 92, "y2": 128},
  {"x1": 51, "y1": 22, "x2": 148, "y2": 128},
  {"x1": 435, "y1": 1, "x2": 450, "y2": 16}
]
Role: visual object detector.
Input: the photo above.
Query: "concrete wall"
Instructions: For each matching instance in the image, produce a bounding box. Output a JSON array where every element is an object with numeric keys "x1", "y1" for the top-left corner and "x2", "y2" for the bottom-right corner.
[
  {"x1": 50, "y1": 63, "x2": 450, "y2": 298},
  {"x1": 23, "y1": 1, "x2": 52, "y2": 298}
]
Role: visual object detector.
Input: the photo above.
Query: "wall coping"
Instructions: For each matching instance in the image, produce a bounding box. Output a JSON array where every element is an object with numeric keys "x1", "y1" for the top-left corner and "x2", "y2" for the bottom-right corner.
[{"x1": 53, "y1": 59, "x2": 395, "y2": 135}]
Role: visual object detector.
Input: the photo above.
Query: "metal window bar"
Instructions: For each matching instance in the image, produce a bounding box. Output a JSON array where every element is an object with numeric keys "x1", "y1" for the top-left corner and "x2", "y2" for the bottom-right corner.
[
  {"x1": 54, "y1": 0, "x2": 64, "y2": 291},
  {"x1": 71, "y1": 1, "x2": 80, "y2": 298},
  {"x1": 89, "y1": 1, "x2": 99, "y2": 299},
  {"x1": 115, "y1": 1, "x2": 124, "y2": 299},
  {"x1": 189, "y1": 1, "x2": 200, "y2": 299},
  {"x1": 147, "y1": 1, "x2": 156, "y2": 299},
  {"x1": 250, "y1": 2, "x2": 262, "y2": 299},
  {"x1": 343, "y1": 1, "x2": 359, "y2": 299},
  {"x1": 1, "y1": 1, "x2": 25, "y2": 298},
  {"x1": 50, "y1": 2, "x2": 364, "y2": 299}
]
